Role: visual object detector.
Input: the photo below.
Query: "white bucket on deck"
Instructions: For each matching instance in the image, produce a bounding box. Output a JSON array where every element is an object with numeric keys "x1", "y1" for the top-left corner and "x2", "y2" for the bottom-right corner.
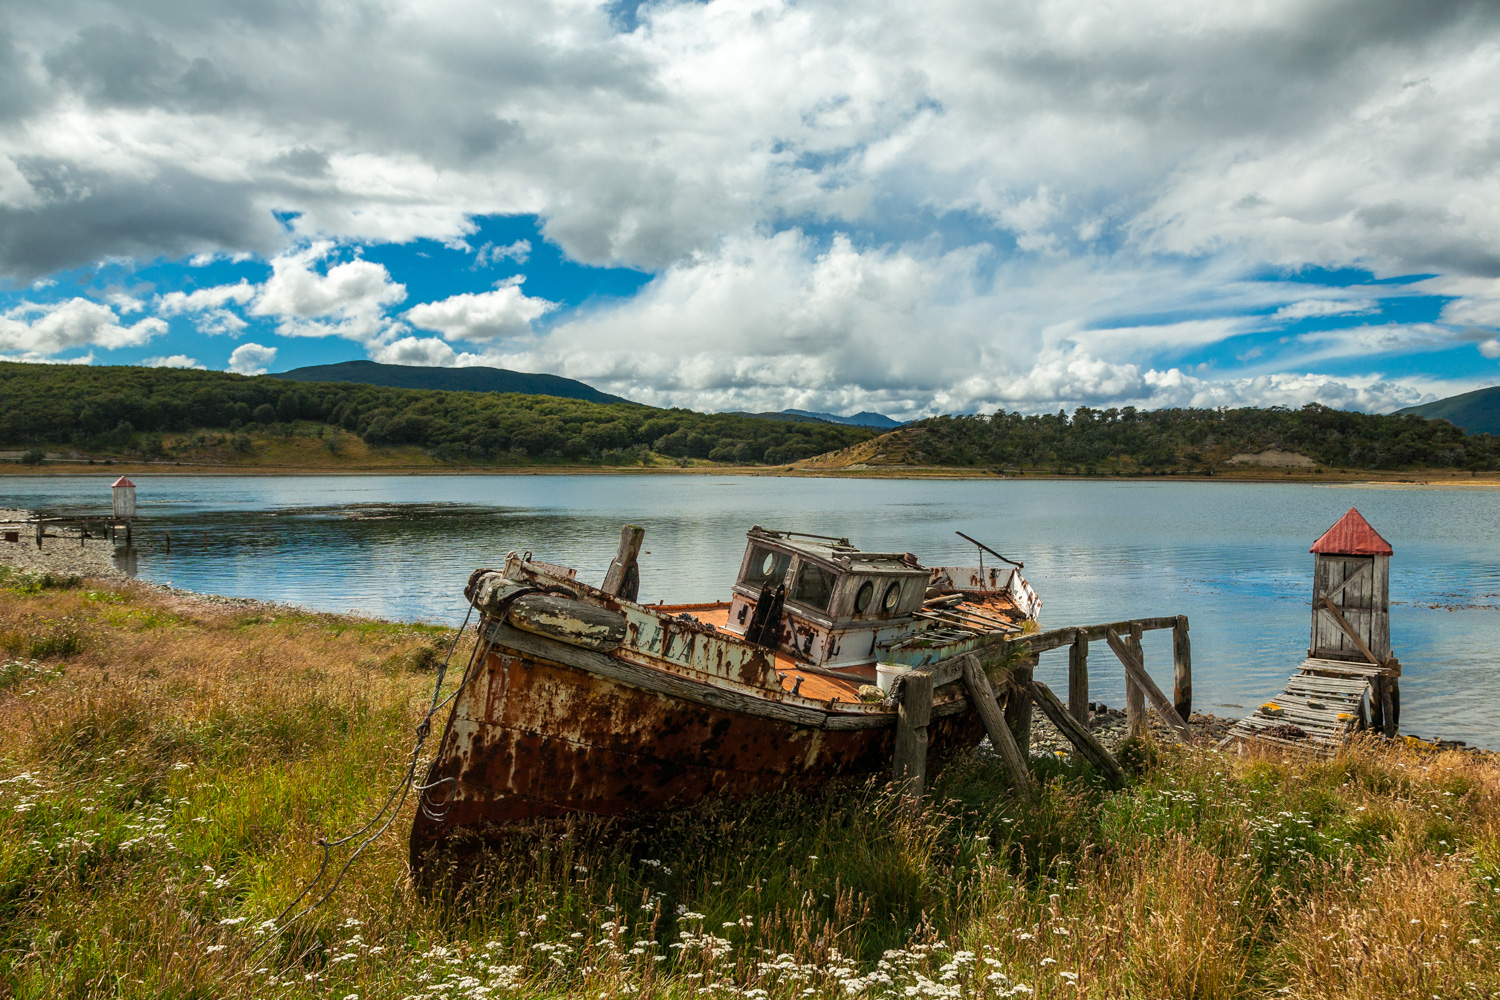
[{"x1": 876, "y1": 662, "x2": 911, "y2": 693}]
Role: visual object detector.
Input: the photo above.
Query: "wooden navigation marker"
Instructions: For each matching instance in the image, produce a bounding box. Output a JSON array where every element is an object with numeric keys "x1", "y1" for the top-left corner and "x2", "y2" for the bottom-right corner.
[
  {"x1": 1105, "y1": 627, "x2": 1190, "y2": 741},
  {"x1": 1068, "y1": 632, "x2": 1089, "y2": 726},
  {"x1": 960, "y1": 654, "x2": 1033, "y2": 796},
  {"x1": 1029, "y1": 680, "x2": 1126, "y2": 789},
  {"x1": 1172, "y1": 615, "x2": 1192, "y2": 721},
  {"x1": 601, "y1": 525, "x2": 645, "y2": 601},
  {"x1": 1308, "y1": 507, "x2": 1392, "y2": 665},
  {"x1": 892, "y1": 668, "x2": 934, "y2": 804},
  {"x1": 1004, "y1": 655, "x2": 1034, "y2": 752}
]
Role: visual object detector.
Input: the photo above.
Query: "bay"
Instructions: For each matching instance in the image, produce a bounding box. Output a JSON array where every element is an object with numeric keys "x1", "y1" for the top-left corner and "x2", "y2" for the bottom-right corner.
[{"x1": 4, "y1": 473, "x2": 1497, "y2": 747}]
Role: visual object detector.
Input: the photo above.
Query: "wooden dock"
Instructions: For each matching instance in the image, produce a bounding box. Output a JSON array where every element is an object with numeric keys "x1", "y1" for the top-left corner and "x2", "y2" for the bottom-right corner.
[{"x1": 892, "y1": 613, "x2": 1192, "y2": 798}]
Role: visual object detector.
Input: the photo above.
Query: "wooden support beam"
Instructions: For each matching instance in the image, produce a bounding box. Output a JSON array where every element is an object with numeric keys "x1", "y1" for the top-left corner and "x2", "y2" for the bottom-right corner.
[
  {"x1": 892, "y1": 668, "x2": 934, "y2": 803},
  {"x1": 1172, "y1": 615, "x2": 1192, "y2": 721},
  {"x1": 960, "y1": 655, "x2": 1033, "y2": 795},
  {"x1": 1030, "y1": 680, "x2": 1126, "y2": 789},
  {"x1": 1380, "y1": 677, "x2": 1396, "y2": 739},
  {"x1": 1004, "y1": 656, "x2": 1034, "y2": 753},
  {"x1": 1067, "y1": 635, "x2": 1089, "y2": 726},
  {"x1": 601, "y1": 525, "x2": 645, "y2": 601},
  {"x1": 1317, "y1": 598, "x2": 1381, "y2": 667},
  {"x1": 1105, "y1": 627, "x2": 1191, "y2": 742}
]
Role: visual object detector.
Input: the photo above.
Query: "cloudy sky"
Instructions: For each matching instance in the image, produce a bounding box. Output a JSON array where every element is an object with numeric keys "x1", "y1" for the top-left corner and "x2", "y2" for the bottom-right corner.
[{"x1": 2, "y1": 0, "x2": 1499, "y2": 418}]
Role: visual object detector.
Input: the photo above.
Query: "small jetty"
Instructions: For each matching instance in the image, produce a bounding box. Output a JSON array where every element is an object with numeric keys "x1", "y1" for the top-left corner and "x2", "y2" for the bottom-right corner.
[{"x1": 1221, "y1": 508, "x2": 1401, "y2": 754}]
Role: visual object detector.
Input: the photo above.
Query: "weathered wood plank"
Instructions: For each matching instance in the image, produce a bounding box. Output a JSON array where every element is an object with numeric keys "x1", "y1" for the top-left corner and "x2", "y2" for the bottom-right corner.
[
  {"x1": 960, "y1": 655, "x2": 1032, "y2": 795},
  {"x1": 893, "y1": 669, "x2": 934, "y2": 801},
  {"x1": 601, "y1": 525, "x2": 646, "y2": 600},
  {"x1": 1322, "y1": 559, "x2": 1371, "y2": 605},
  {"x1": 1068, "y1": 636, "x2": 1089, "y2": 726},
  {"x1": 1317, "y1": 598, "x2": 1381, "y2": 666},
  {"x1": 1172, "y1": 615, "x2": 1192, "y2": 721},
  {"x1": 508, "y1": 595, "x2": 629, "y2": 651},
  {"x1": 1030, "y1": 680, "x2": 1126, "y2": 789},
  {"x1": 1106, "y1": 627, "x2": 1190, "y2": 741}
]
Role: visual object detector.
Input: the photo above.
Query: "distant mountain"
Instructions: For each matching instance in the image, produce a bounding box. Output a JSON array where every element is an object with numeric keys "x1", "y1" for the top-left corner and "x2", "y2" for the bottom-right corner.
[
  {"x1": 783, "y1": 409, "x2": 902, "y2": 428},
  {"x1": 276, "y1": 360, "x2": 633, "y2": 405},
  {"x1": 724, "y1": 410, "x2": 829, "y2": 424},
  {"x1": 1397, "y1": 386, "x2": 1500, "y2": 435},
  {"x1": 720, "y1": 409, "x2": 903, "y2": 427}
]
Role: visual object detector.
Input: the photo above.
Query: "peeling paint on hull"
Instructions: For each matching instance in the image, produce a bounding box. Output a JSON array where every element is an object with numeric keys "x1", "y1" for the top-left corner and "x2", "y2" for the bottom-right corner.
[{"x1": 410, "y1": 638, "x2": 983, "y2": 860}]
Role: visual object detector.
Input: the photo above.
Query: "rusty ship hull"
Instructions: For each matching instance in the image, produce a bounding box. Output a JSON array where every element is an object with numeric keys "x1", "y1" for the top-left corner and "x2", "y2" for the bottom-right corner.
[{"x1": 410, "y1": 621, "x2": 985, "y2": 858}]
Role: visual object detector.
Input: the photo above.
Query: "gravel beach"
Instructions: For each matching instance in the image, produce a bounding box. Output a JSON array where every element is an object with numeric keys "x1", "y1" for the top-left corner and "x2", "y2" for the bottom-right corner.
[{"x1": 0, "y1": 508, "x2": 126, "y2": 579}]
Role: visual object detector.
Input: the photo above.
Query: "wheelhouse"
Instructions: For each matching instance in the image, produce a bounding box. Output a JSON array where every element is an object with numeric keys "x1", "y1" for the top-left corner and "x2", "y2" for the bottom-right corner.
[{"x1": 725, "y1": 526, "x2": 930, "y2": 667}]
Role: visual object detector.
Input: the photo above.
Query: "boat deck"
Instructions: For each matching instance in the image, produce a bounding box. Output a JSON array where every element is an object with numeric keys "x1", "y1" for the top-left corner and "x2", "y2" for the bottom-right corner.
[
  {"x1": 654, "y1": 588, "x2": 1028, "y2": 703},
  {"x1": 655, "y1": 602, "x2": 874, "y2": 701}
]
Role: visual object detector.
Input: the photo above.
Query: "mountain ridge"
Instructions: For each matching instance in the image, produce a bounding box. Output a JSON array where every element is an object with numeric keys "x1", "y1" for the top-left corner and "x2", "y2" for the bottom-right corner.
[{"x1": 276, "y1": 360, "x2": 633, "y2": 405}]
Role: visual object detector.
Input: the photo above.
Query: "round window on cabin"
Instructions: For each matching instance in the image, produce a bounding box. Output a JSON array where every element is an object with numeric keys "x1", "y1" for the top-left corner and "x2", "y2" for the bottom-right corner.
[
  {"x1": 760, "y1": 551, "x2": 777, "y2": 576},
  {"x1": 882, "y1": 582, "x2": 902, "y2": 613},
  {"x1": 854, "y1": 581, "x2": 874, "y2": 613}
]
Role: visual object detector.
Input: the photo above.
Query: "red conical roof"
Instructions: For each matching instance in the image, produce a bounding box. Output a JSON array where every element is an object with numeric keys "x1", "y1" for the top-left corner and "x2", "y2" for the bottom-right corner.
[
  {"x1": 111, "y1": 476, "x2": 135, "y2": 488},
  {"x1": 1310, "y1": 507, "x2": 1392, "y2": 556}
]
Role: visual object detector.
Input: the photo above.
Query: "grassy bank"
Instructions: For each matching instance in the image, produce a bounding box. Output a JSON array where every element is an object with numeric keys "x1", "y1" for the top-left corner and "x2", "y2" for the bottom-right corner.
[{"x1": 0, "y1": 573, "x2": 1497, "y2": 999}]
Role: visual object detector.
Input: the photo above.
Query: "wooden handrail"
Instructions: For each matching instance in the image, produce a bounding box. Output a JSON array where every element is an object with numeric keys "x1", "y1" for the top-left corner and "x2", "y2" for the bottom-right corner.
[{"x1": 925, "y1": 615, "x2": 1185, "y2": 687}]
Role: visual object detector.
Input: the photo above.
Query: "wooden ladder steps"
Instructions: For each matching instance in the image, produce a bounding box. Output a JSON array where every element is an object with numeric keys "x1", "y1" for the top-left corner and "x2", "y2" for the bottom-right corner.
[{"x1": 1221, "y1": 665, "x2": 1370, "y2": 756}]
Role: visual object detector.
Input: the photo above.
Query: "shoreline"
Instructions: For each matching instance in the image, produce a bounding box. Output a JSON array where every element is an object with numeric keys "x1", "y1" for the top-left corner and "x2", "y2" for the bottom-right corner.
[{"x1": 6, "y1": 461, "x2": 1500, "y2": 488}]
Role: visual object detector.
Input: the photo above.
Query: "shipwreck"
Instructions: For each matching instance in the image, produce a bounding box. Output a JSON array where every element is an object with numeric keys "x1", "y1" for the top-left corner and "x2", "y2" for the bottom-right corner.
[{"x1": 412, "y1": 525, "x2": 1194, "y2": 864}]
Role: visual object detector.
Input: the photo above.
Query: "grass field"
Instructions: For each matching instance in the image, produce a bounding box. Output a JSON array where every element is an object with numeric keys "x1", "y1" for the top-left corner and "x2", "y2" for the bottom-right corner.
[{"x1": 0, "y1": 572, "x2": 1496, "y2": 999}]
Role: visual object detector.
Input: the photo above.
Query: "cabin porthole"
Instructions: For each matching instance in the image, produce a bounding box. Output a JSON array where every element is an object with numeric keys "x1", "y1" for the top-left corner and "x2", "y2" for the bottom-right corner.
[
  {"x1": 760, "y1": 551, "x2": 777, "y2": 575},
  {"x1": 882, "y1": 582, "x2": 901, "y2": 612},
  {"x1": 854, "y1": 581, "x2": 874, "y2": 613}
]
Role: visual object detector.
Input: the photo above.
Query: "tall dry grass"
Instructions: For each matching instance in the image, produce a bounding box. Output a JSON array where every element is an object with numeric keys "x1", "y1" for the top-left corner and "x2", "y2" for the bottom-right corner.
[{"x1": 0, "y1": 570, "x2": 1496, "y2": 999}]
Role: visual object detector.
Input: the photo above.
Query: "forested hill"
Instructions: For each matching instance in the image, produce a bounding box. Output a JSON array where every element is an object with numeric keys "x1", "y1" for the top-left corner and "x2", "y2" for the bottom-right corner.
[
  {"x1": 806, "y1": 404, "x2": 1499, "y2": 474},
  {"x1": 276, "y1": 359, "x2": 632, "y2": 405},
  {"x1": 1397, "y1": 385, "x2": 1500, "y2": 436},
  {"x1": 0, "y1": 363, "x2": 876, "y2": 467}
]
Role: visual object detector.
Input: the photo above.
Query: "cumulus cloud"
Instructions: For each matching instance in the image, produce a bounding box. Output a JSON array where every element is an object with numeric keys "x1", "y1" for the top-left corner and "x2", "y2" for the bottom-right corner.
[
  {"x1": 249, "y1": 243, "x2": 406, "y2": 343},
  {"x1": 404, "y1": 279, "x2": 556, "y2": 342},
  {"x1": 156, "y1": 280, "x2": 256, "y2": 335},
  {"x1": 0, "y1": 298, "x2": 165, "y2": 355},
  {"x1": 372, "y1": 336, "x2": 461, "y2": 367},
  {"x1": 474, "y1": 239, "x2": 531, "y2": 267},
  {"x1": 1, "y1": 0, "x2": 1498, "y2": 411},
  {"x1": 226, "y1": 342, "x2": 277, "y2": 375},
  {"x1": 156, "y1": 281, "x2": 256, "y2": 315},
  {"x1": 140, "y1": 354, "x2": 205, "y2": 369}
]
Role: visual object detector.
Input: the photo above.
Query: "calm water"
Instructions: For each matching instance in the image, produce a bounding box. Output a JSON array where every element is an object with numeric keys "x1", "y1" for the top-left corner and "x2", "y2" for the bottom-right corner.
[{"x1": 4, "y1": 474, "x2": 1498, "y2": 747}]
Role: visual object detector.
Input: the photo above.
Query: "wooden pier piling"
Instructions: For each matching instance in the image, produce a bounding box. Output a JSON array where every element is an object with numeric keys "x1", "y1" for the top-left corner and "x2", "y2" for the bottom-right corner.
[
  {"x1": 892, "y1": 668, "x2": 934, "y2": 804},
  {"x1": 1173, "y1": 615, "x2": 1192, "y2": 720},
  {"x1": 1068, "y1": 635, "x2": 1089, "y2": 725}
]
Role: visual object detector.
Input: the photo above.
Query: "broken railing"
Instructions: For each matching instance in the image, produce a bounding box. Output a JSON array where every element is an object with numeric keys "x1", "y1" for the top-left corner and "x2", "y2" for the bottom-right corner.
[{"x1": 891, "y1": 615, "x2": 1192, "y2": 798}]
